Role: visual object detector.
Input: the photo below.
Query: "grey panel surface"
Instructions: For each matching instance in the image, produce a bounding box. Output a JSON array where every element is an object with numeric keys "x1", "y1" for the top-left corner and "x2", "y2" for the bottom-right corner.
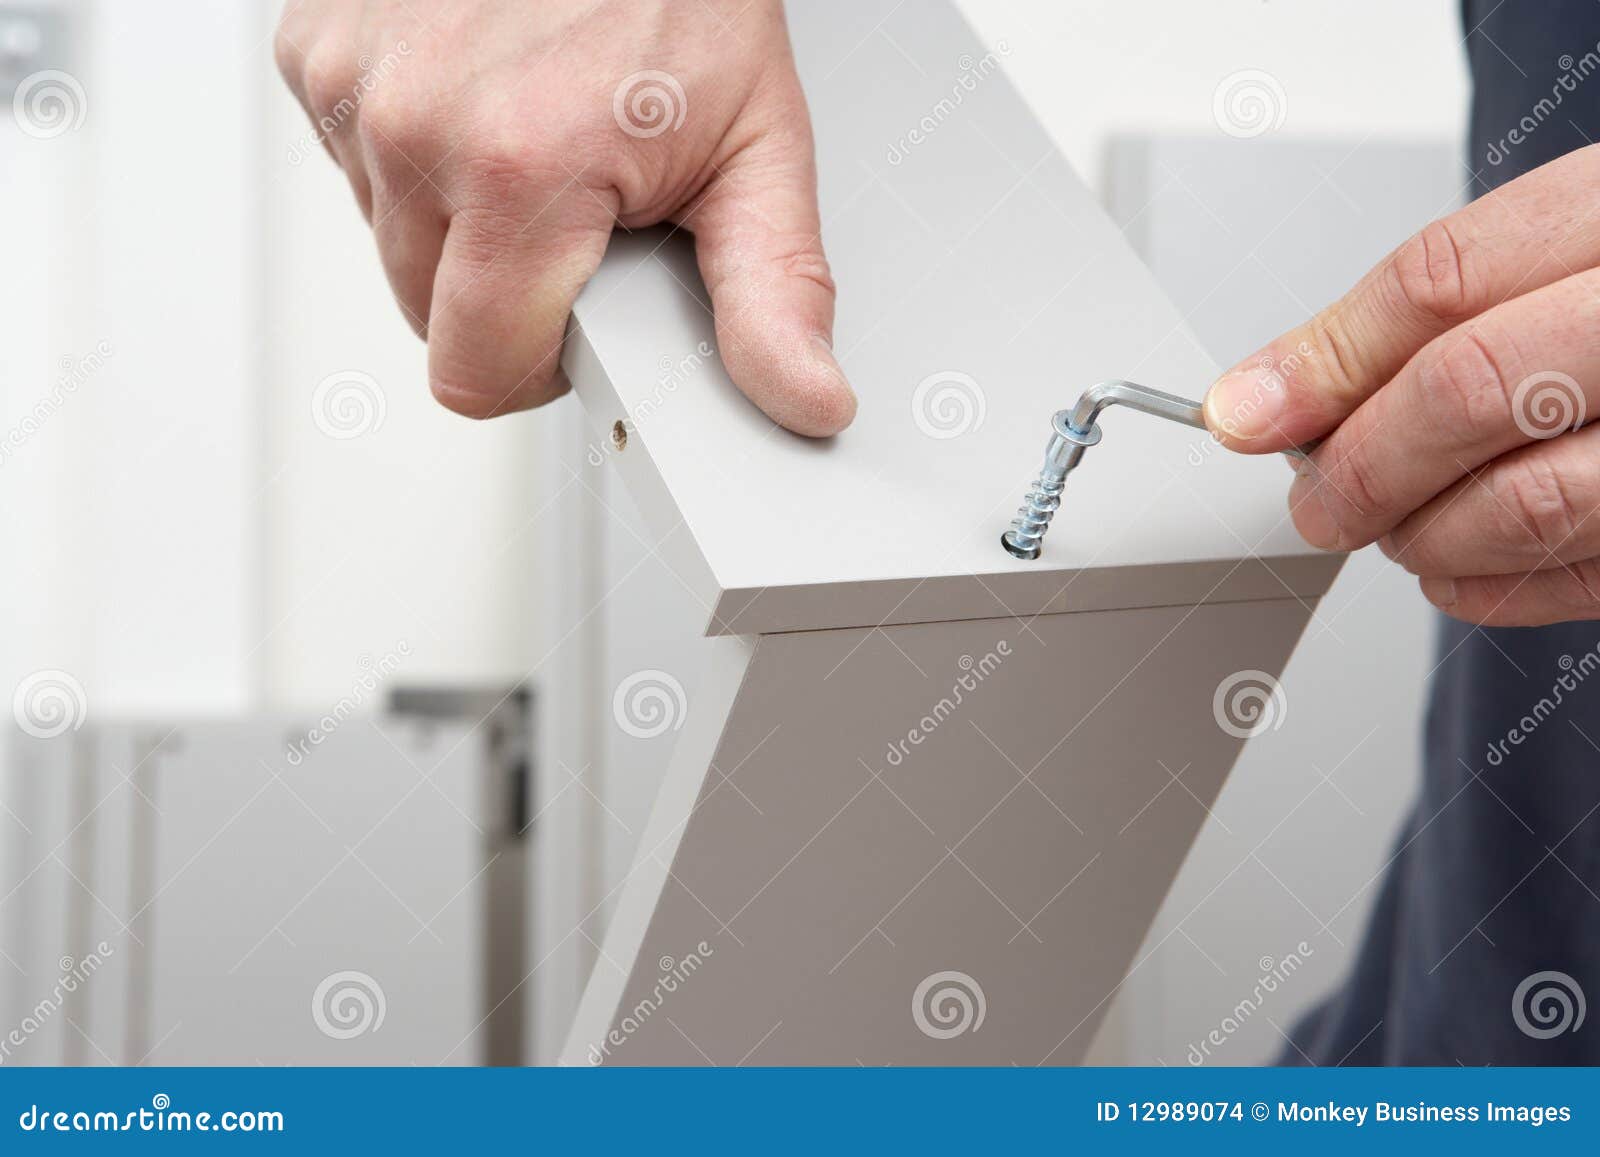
[{"x1": 567, "y1": 597, "x2": 1316, "y2": 1065}]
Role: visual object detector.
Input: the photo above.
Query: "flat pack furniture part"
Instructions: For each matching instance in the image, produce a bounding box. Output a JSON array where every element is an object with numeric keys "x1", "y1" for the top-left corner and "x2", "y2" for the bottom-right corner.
[
  {"x1": 1, "y1": 716, "x2": 518, "y2": 1067},
  {"x1": 557, "y1": 0, "x2": 1342, "y2": 1065}
]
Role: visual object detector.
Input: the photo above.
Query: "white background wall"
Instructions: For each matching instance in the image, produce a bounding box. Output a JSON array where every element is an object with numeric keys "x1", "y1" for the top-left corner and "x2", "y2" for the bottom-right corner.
[
  {"x1": 3, "y1": 0, "x2": 1468, "y2": 714},
  {"x1": 3, "y1": 0, "x2": 1470, "y2": 1063},
  {"x1": 964, "y1": 0, "x2": 1469, "y2": 189}
]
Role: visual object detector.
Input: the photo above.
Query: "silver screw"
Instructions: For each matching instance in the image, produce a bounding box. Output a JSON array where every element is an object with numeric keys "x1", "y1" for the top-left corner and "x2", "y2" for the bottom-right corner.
[
  {"x1": 1001, "y1": 413, "x2": 1099, "y2": 559},
  {"x1": 1001, "y1": 379, "x2": 1317, "y2": 560}
]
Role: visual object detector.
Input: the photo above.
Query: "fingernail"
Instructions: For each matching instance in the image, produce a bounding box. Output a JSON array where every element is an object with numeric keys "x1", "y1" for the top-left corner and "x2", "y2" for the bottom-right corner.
[
  {"x1": 1204, "y1": 370, "x2": 1285, "y2": 442},
  {"x1": 808, "y1": 332, "x2": 857, "y2": 431},
  {"x1": 1288, "y1": 472, "x2": 1341, "y2": 549},
  {"x1": 811, "y1": 334, "x2": 852, "y2": 391},
  {"x1": 1420, "y1": 577, "x2": 1457, "y2": 607}
]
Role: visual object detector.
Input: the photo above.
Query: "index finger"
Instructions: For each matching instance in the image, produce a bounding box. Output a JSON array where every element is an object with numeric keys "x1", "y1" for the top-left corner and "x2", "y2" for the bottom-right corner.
[{"x1": 1202, "y1": 142, "x2": 1600, "y2": 453}]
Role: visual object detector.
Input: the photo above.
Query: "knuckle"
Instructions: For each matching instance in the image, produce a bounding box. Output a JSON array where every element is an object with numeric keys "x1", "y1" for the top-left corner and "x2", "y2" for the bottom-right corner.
[
  {"x1": 1421, "y1": 327, "x2": 1517, "y2": 445},
  {"x1": 357, "y1": 89, "x2": 427, "y2": 166},
  {"x1": 1385, "y1": 526, "x2": 1438, "y2": 576},
  {"x1": 1497, "y1": 455, "x2": 1581, "y2": 558},
  {"x1": 1328, "y1": 439, "x2": 1390, "y2": 525},
  {"x1": 701, "y1": 237, "x2": 836, "y2": 301},
  {"x1": 302, "y1": 48, "x2": 359, "y2": 121},
  {"x1": 1305, "y1": 310, "x2": 1370, "y2": 404},
  {"x1": 458, "y1": 130, "x2": 568, "y2": 210},
  {"x1": 1392, "y1": 219, "x2": 1475, "y2": 322},
  {"x1": 779, "y1": 246, "x2": 836, "y2": 297},
  {"x1": 272, "y1": 24, "x2": 304, "y2": 85},
  {"x1": 1554, "y1": 558, "x2": 1600, "y2": 615}
]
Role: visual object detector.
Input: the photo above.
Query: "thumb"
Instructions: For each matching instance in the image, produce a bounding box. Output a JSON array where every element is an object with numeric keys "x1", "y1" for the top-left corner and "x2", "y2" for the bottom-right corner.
[{"x1": 688, "y1": 119, "x2": 856, "y2": 437}]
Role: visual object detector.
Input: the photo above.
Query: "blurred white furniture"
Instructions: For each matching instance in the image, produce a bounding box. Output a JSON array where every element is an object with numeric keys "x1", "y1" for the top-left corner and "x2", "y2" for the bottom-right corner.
[
  {"x1": 1, "y1": 699, "x2": 527, "y2": 1066},
  {"x1": 543, "y1": 0, "x2": 1339, "y2": 1066}
]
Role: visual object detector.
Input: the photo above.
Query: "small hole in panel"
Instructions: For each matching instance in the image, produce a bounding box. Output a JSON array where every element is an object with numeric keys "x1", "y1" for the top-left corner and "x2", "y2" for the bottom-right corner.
[{"x1": 611, "y1": 420, "x2": 627, "y2": 451}]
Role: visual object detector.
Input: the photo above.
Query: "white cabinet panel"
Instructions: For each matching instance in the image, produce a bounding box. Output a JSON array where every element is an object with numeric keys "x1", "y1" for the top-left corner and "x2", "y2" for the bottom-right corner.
[{"x1": 552, "y1": 1, "x2": 1336, "y2": 1064}]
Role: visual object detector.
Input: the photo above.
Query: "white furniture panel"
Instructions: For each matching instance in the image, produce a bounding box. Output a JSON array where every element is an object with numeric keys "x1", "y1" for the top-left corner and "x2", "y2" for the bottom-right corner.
[{"x1": 552, "y1": 0, "x2": 1339, "y2": 1064}]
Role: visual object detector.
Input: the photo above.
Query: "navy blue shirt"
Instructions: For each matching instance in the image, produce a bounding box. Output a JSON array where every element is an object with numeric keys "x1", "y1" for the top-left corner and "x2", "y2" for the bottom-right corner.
[{"x1": 1285, "y1": 1, "x2": 1600, "y2": 1064}]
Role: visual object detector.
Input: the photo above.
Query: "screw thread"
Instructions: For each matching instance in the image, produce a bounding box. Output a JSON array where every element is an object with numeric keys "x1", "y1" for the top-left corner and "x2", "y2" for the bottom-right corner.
[{"x1": 1005, "y1": 474, "x2": 1063, "y2": 554}]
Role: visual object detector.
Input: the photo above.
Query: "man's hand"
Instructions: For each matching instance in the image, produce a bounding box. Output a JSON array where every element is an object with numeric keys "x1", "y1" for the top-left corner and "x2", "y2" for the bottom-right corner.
[
  {"x1": 1202, "y1": 143, "x2": 1600, "y2": 627},
  {"x1": 274, "y1": 0, "x2": 855, "y2": 436}
]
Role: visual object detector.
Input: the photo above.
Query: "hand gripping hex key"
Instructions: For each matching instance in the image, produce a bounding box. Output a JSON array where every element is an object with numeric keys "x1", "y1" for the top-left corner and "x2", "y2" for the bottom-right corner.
[{"x1": 1000, "y1": 379, "x2": 1320, "y2": 560}]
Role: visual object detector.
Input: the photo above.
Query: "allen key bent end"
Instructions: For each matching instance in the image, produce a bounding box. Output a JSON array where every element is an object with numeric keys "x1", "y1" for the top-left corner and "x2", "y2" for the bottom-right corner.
[{"x1": 1000, "y1": 379, "x2": 1317, "y2": 560}]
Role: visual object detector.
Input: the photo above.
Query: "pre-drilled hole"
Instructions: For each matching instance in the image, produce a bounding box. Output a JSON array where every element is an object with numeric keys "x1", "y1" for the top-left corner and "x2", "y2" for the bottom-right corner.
[{"x1": 611, "y1": 420, "x2": 627, "y2": 451}]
